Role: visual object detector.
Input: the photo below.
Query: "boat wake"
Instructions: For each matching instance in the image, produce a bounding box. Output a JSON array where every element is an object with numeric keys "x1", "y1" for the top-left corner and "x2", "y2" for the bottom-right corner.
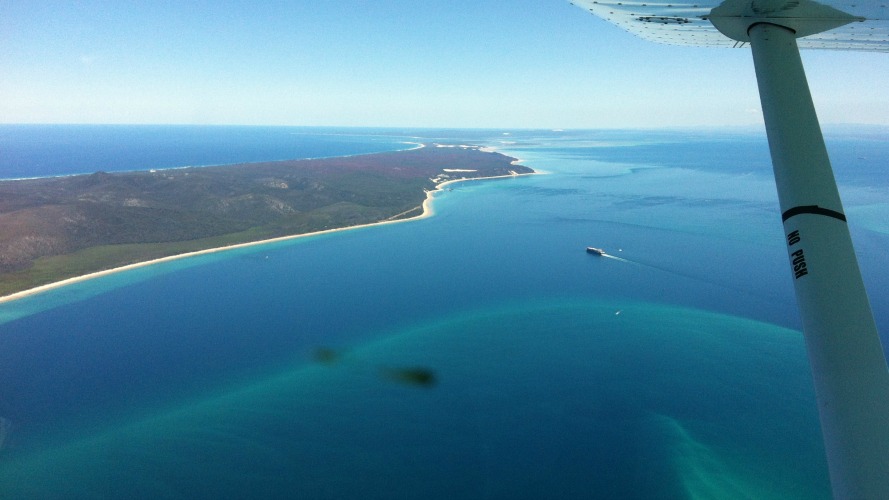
[
  {"x1": 602, "y1": 254, "x2": 629, "y2": 263},
  {"x1": 598, "y1": 252, "x2": 779, "y2": 301},
  {"x1": 586, "y1": 246, "x2": 629, "y2": 262},
  {"x1": 586, "y1": 246, "x2": 769, "y2": 299}
]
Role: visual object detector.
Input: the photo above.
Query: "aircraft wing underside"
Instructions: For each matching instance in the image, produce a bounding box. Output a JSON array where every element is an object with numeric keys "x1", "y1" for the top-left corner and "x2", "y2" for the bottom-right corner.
[{"x1": 570, "y1": 0, "x2": 889, "y2": 51}]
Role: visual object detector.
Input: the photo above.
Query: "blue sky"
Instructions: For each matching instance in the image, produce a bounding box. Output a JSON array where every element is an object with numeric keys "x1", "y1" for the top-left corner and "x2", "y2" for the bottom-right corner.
[{"x1": 1, "y1": 1, "x2": 886, "y2": 128}]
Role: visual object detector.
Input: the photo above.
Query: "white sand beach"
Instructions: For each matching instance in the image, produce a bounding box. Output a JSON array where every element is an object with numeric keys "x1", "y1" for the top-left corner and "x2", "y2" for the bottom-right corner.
[{"x1": 0, "y1": 171, "x2": 536, "y2": 305}]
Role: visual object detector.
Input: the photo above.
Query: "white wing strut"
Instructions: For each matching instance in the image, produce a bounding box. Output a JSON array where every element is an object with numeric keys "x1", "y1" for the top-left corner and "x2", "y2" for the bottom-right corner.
[
  {"x1": 747, "y1": 22, "x2": 889, "y2": 498},
  {"x1": 570, "y1": 1, "x2": 889, "y2": 497}
]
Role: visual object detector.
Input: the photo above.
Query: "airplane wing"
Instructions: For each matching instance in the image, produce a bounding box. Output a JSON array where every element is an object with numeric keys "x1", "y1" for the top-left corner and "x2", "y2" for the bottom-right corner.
[
  {"x1": 568, "y1": 1, "x2": 889, "y2": 498},
  {"x1": 571, "y1": 0, "x2": 889, "y2": 50}
]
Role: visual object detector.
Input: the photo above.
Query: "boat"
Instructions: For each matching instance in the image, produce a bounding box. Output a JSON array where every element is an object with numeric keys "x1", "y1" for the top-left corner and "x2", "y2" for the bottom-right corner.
[{"x1": 586, "y1": 247, "x2": 606, "y2": 256}]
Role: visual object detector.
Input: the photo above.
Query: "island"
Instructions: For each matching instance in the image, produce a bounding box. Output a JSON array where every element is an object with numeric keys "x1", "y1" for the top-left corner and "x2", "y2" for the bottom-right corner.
[{"x1": 0, "y1": 144, "x2": 534, "y2": 299}]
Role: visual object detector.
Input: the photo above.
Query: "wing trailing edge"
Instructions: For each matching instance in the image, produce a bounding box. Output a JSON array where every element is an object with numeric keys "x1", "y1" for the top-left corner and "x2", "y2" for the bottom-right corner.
[{"x1": 570, "y1": 0, "x2": 889, "y2": 51}]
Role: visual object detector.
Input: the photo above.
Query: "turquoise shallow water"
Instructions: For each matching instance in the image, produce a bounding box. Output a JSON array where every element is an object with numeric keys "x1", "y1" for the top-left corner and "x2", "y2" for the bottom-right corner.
[
  {"x1": 2, "y1": 127, "x2": 887, "y2": 497},
  {"x1": 0, "y1": 301, "x2": 828, "y2": 498}
]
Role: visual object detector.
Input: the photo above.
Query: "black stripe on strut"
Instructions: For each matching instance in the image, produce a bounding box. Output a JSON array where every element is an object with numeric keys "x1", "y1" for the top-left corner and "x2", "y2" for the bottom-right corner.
[{"x1": 782, "y1": 205, "x2": 847, "y2": 222}]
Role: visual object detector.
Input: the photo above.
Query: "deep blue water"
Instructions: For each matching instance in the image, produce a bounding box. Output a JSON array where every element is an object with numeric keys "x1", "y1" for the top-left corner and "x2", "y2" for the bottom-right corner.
[
  {"x1": 1, "y1": 126, "x2": 888, "y2": 498},
  {"x1": 0, "y1": 125, "x2": 416, "y2": 179}
]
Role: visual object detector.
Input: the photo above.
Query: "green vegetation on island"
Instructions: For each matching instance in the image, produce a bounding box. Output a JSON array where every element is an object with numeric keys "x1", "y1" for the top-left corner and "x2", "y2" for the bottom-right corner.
[{"x1": 0, "y1": 144, "x2": 533, "y2": 297}]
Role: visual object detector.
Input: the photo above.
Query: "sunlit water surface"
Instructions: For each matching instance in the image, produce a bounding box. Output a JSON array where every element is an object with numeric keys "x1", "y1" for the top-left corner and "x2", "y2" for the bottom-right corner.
[{"x1": 2, "y1": 126, "x2": 888, "y2": 498}]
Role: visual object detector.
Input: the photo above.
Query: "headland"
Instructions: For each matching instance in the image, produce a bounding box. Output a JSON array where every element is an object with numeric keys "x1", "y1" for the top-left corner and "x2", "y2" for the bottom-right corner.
[{"x1": 0, "y1": 144, "x2": 534, "y2": 301}]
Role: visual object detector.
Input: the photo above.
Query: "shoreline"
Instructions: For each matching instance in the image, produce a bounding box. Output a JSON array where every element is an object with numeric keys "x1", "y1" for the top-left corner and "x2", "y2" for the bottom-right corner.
[
  {"x1": 0, "y1": 141, "x2": 425, "y2": 182},
  {"x1": 0, "y1": 171, "x2": 537, "y2": 305}
]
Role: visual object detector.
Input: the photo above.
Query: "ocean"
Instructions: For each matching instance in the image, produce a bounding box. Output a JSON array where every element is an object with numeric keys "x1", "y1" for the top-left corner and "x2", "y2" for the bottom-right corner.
[
  {"x1": 0, "y1": 125, "x2": 417, "y2": 179},
  {"x1": 1, "y1": 125, "x2": 888, "y2": 498}
]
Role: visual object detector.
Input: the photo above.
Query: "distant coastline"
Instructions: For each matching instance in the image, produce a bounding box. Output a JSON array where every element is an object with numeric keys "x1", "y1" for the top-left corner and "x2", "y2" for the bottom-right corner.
[
  {"x1": 0, "y1": 124, "x2": 423, "y2": 180},
  {"x1": 0, "y1": 147, "x2": 535, "y2": 304}
]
